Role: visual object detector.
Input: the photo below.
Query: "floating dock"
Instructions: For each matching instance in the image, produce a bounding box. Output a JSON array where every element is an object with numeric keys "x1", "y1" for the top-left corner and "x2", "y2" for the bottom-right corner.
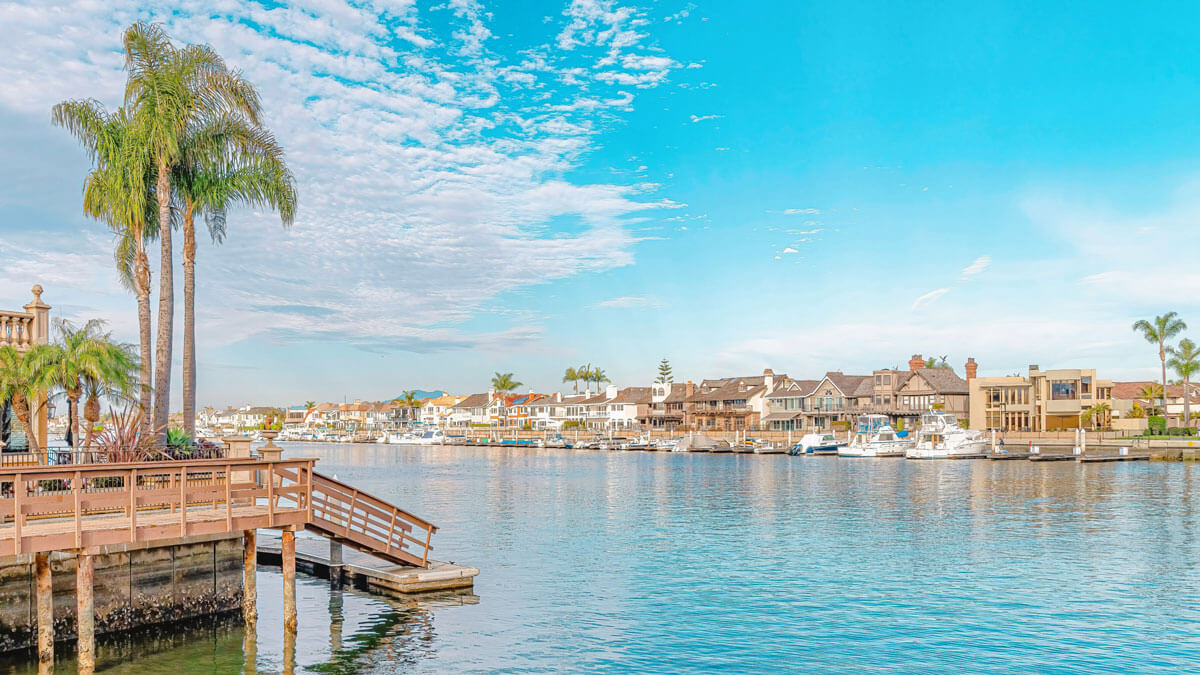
[
  {"x1": 1028, "y1": 454, "x2": 1077, "y2": 462},
  {"x1": 988, "y1": 452, "x2": 1034, "y2": 460},
  {"x1": 1077, "y1": 455, "x2": 1150, "y2": 463},
  {"x1": 258, "y1": 531, "x2": 478, "y2": 595}
]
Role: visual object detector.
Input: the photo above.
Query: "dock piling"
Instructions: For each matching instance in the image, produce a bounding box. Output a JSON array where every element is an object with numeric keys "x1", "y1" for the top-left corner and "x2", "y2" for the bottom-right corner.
[
  {"x1": 282, "y1": 529, "x2": 297, "y2": 633},
  {"x1": 34, "y1": 552, "x2": 52, "y2": 670},
  {"x1": 329, "y1": 539, "x2": 344, "y2": 589},
  {"x1": 76, "y1": 552, "x2": 95, "y2": 674},
  {"x1": 243, "y1": 530, "x2": 257, "y2": 627}
]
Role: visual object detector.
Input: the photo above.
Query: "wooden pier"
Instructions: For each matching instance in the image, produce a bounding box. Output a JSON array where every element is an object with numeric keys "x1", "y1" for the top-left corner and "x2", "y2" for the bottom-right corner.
[
  {"x1": 1078, "y1": 454, "x2": 1149, "y2": 463},
  {"x1": 0, "y1": 455, "x2": 449, "y2": 672}
]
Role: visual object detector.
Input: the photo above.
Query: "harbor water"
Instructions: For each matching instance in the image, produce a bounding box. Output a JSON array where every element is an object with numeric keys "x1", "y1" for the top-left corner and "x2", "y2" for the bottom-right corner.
[{"x1": 4, "y1": 443, "x2": 1200, "y2": 672}]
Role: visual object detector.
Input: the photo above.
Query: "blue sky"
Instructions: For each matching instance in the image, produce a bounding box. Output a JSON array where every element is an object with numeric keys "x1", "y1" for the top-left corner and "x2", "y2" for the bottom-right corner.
[{"x1": 2, "y1": 0, "x2": 1199, "y2": 407}]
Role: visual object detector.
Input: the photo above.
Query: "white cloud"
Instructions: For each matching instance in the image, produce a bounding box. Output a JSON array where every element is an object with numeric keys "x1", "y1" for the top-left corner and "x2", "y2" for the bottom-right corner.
[
  {"x1": 689, "y1": 113, "x2": 720, "y2": 123},
  {"x1": 0, "y1": 0, "x2": 683, "y2": 354},
  {"x1": 595, "y1": 295, "x2": 663, "y2": 309},
  {"x1": 781, "y1": 247, "x2": 798, "y2": 254},
  {"x1": 783, "y1": 208, "x2": 821, "y2": 215},
  {"x1": 911, "y1": 288, "x2": 949, "y2": 310},
  {"x1": 960, "y1": 255, "x2": 991, "y2": 280}
]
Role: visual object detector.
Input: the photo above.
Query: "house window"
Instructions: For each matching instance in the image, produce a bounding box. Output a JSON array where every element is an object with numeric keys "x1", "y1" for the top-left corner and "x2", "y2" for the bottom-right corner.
[
  {"x1": 883, "y1": 375, "x2": 891, "y2": 385},
  {"x1": 875, "y1": 375, "x2": 881, "y2": 385},
  {"x1": 1051, "y1": 381, "x2": 1077, "y2": 400}
]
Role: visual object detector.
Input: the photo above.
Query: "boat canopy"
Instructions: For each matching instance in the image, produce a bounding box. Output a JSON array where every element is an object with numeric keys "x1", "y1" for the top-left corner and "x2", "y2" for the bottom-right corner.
[
  {"x1": 920, "y1": 411, "x2": 957, "y2": 430},
  {"x1": 856, "y1": 414, "x2": 889, "y2": 433}
]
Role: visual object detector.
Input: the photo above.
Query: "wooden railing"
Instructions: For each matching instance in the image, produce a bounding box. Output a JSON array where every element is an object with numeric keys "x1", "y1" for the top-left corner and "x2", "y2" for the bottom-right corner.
[
  {"x1": 308, "y1": 472, "x2": 437, "y2": 568},
  {"x1": 0, "y1": 458, "x2": 315, "y2": 556},
  {"x1": 0, "y1": 310, "x2": 35, "y2": 349}
]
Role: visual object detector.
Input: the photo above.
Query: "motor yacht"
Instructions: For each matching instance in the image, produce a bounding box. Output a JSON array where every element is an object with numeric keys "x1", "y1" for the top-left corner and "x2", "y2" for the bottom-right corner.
[
  {"x1": 906, "y1": 411, "x2": 987, "y2": 459},
  {"x1": 838, "y1": 414, "x2": 911, "y2": 457}
]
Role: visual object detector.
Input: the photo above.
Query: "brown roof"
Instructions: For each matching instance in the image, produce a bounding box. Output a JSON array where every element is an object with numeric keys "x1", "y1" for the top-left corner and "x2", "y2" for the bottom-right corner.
[
  {"x1": 663, "y1": 383, "x2": 689, "y2": 403},
  {"x1": 1111, "y1": 381, "x2": 1198, "y2": 402},
  {"x1": 611, "y1": 387, "x2": 652, "y2": 404},
  {"x1": 850, "y1": 378, "x2": 874, "y2": 398},
  {"x1": 824, "y1": 372, "x2": 870, "y2": 397},
  {"x1": 689, "y1": 377, "x2": 766, "y2": 402},
  {"x1": 910, "y1": 368, "x2": 968, "y2": 394},
  {"x1": 452, "y1": 393, "x2": 491, "y2": 408},
  {"x1": 766, "y1": 378, "x2": 820, "y2": 398}
]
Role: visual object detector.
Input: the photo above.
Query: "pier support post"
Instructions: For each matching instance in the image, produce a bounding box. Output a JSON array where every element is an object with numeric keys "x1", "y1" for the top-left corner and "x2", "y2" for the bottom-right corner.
[
  {"x1": 282, "y1": 529, "x2": 297, "y2": 634},
  {"x1": 34, "y1": 552, "x2": 53, "y2": 670},
  {"x1": 329, "y1": 539, "x2": 344, "y2": 589},
  {"x1": 242, "y1": 530, "x2": 257, "y2": 627},
  {"x1": 76, "y1": 552, "x2": 95, "y2": 674}
]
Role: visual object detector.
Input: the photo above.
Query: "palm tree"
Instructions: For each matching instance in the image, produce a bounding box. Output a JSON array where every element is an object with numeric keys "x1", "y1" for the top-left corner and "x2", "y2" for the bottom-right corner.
[
  {"x1": 590, "y1": 367, "x2": 611, "y2": 393},
  {"x1": 1133, "y1": 312, "x2": 1187, "y2": 423},
  {"x1": 44, "y1": 319, "x2": 138, "y2": 448},
  {"x1": 1137, "y1": 383, "x2": 1164, "y2": 416},
  {"x1": 0, "y1": 345, "x2": 56, "y2": 456},
  {"x1": 577, "y1": 364, "x2": 592, "y2": 394},
  {"x1": 562, "y1": 367, "x2": 579, "y2": 394},
  {"x1": 52, "y1": 103, "x2": 157, "y2": 429},
  {"x1": 122, "y1": 21, "x2": 264, "y2": 441},
  {"x1": 402, "y1": 391, "x2": 420, "y2": 422},
  {"x1": 924, "y1": 355, "x2": 950, "y2": 369},
  {"x1": 176, "y1": 114, "x2": 297, "y2": 436},
  {"x1": 1167, "y1": 338, "x2": 1200, "y2": 426},
  {"x1": 1081, "y1": 402, "x2": 1111, "y2": 430},
  {"x1": 304, "y1": 400, "x2": 316, "y2": 410},
  {"x1": 491, "y1": 372, "x2": 522, "y2": 394}
]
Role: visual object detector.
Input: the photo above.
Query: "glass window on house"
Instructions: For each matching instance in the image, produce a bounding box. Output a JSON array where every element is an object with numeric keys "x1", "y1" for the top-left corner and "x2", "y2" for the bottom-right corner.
[{"x1": 1051, "y1": 381, "x2": 1077, "y2": 400}]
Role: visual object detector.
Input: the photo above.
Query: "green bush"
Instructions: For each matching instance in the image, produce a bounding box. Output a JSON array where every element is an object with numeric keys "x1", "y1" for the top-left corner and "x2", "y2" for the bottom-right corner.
[
  {"x1": 1148, "y1": 416, "x2": 1167, "y2": 435},
  {"x1": 1166, "y1": 427, "x2": 1196, "y2": 437}
]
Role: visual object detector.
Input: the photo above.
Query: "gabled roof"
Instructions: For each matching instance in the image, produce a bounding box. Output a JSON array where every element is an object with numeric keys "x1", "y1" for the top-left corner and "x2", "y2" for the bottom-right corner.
[
  {"x1": 452, "y1": 393, "x2": 491, "y2": 409},
  {"x1": 822, "y1": 372, "x2": 869, "y2": 397},
  {"x1": 662, "y1": 383, "x2": 689, "y2": 403},
  {"x1": 850, "y1": 378, "x2": 874, "y2": 398},
  {"x1": 1111, "y1": 381, "x2": 1199, "y2": 402},
  {"x1": 909, "y1": 368, "x2": 968, "y2": 395},
  {"x1": 766, "y1": 379, "x2": 821, "y2": 398},
  {"x1": 611, "y1": 387, "x2": 652, "y2": 404},
  {"x1": 689, "y1": 377, "x2": 767, "y2": 402}
]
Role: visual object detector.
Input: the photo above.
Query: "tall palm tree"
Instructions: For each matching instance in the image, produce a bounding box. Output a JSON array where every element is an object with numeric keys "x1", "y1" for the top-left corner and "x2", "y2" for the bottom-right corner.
[
  {"x1": 577, "y1": 364, "x2": 592, "y2": 394},
  {"x1": 1167, "y1": 338, "x2": 1200, "y2": 426},
  {"x1": 52, "y1": 102, "x2": 157, "y2": 430},
  {"x1": 303, "y1": 400, "x2": 316, "y2": 410},
  {"x1": 1133, "y1": 312, "x2": 1187, "y2": 423},
  {"x1": 0, "y1": 345, "x2": 56, "y2": 456},
  {"x1": 491, "y1": 372, "x2": 522, "y2": 394},
  {"x1": 122, "y1": 21, "x2": 264, "y2": 441},
  {"x1": 562, "y1": 367, "x2": 579, "y2": 394},
  {"x1": 175, "y1": 114, "x2": 296, "y2": 436},
  {"x1": 590, "y1": 367, "x2": 611, "y2": 393}
]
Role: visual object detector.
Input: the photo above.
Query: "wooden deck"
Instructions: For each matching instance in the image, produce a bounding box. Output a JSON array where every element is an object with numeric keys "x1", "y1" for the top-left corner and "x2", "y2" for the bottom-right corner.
[{"x1": 0, "y1": 458, "x2": 439, "y2": 568}]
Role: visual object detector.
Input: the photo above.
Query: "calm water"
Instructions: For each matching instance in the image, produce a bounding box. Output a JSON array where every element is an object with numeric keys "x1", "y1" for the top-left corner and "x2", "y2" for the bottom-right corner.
[{"x1": 7, "y1": 444, "x2": 1200, "y2": 673}]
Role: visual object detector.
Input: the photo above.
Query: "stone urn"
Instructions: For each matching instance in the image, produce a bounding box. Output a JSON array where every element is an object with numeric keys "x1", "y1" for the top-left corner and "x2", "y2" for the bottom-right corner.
[{"x1": 259, "y1": 429, "x2": 283, "y2": 462}]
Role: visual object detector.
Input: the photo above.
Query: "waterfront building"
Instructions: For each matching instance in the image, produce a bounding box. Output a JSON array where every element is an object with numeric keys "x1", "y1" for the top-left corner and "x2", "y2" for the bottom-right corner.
[
  {"x1": 968, "y1": 366, "x2": 1113, "y2": 431},
  {"x1": 638, "y1": 382, "x2": 689, "y2": 430},
  {"x1": 606, "y1": 387, "x2": 651, "y2": 430},
  {"x1": 685, "y1": 371, "x2": 776, "y2": 431},
  {"x1": 420, "y1": 394, "x2": 465, "y2": 427},
  {"x1": 1110, "y1": 381, "x2": 1200, "y2": 426},
  {"x1": 449, "y1": 393, "x2": 492, "y2": 427}
]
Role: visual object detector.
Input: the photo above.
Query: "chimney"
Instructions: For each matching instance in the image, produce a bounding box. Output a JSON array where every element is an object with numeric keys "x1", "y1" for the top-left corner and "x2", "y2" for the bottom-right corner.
[
  {"x1": 488, "y1": 387, "x2": 496, "y2": 402},
  {"x1": 606, "y1": 384, "x2": 618, "y2": 399},
  {"x1": 763, "y1": 368, "x2": 775, "y2": 391},
  {"x1": 965, "y1": 358, "x2": 977, "y2": 381},
  {"x1": 908, "y1": 354, "x2": 924, "y2": 372},
  {"x1": 686, "y1": 380, "x2": 695, "y2": 399},
  {"x1": 555, "y1": 392, "x2": 562, "y2": 402}
]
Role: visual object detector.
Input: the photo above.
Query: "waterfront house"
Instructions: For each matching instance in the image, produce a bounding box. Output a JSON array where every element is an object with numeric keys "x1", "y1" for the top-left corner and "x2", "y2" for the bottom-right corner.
[
  {"x1": 763, "y1": 378, "x2": 821, "y2": 431},
  {"x1": 420, "y1": 394, "x2": 464, "y2": 427},
  {"x1": 638, "y1": 382, "x2": 689, "y2": 430},
  {"x1": 1110, "y1": 381, "x2": 1200, "y2": 426},
  {"x1": 968, "y1": 366, "x2": 1113, "y2": 431},
  {"x1": 606, "y1": 387, "x2": 651, "y2": 430},
  {"x1": 449, "y1": 393, "x2": 492, "y2": 427},
  {"x1": 686, "y1": 372, "x2": 776, "y2": 431},
  {"x1": 792, "y1": 372, "x2": 869, "y2": 432}
]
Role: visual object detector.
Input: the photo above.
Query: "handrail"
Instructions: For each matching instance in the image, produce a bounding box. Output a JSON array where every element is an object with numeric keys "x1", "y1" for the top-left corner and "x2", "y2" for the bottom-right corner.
[{"x1": 308, "y1": 471, "x2": 437, "y2": 567}]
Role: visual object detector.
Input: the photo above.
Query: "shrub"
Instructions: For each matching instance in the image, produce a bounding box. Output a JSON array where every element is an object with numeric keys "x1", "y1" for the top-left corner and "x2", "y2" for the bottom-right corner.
[
  {"x1": 1166, "y1": 427, "x2": 1196, "y2": 437},
  {"x1": 1148, "y1": 416, "x2": 1167, "y2": 435},
  {"x1": 832, "y1": 420, "x2": 852, "y2": 432}
]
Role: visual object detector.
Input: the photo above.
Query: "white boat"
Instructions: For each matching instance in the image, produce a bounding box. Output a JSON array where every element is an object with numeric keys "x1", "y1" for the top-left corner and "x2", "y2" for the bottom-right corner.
[
  {"x1": 788, "y1": 433, "x2": 842, "y2": 456},
  {"x1": 752, "y1": 441, "x2": 785, "y2": 455},
  {"x1": 838, "y1": 415, "x2": 912, "y2": 457},
  {"x1": 413, "y1": 429, "x2": 446, "y2": 445},
  {"x1": 906, "y1": 411, "x2": 987, "y2": 459},
  {"x1": 389, "y1": 431, "x2": 420, "y2": 444}
]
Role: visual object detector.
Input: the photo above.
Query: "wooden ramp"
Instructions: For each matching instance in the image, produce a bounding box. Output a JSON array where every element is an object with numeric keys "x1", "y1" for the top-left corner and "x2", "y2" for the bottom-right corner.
[{"x1": 306, "y1": 471, "x2": 437, "y2": 568}]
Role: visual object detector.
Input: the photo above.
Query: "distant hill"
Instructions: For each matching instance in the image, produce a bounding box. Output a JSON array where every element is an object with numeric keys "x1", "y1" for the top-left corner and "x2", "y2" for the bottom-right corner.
[{"x1": 390, "y1": 389, "x2": 446, "y2": 401}]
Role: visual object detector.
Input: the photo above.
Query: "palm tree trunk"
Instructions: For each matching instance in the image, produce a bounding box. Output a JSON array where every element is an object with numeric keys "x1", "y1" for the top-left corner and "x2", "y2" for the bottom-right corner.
[
  {"x1": 68, "y1": 390, "x2": 81, "y2": 449},
  {"x1": 153, "y1": 163, "x2": 173, "y2": 444},
  {"x1": 83, "y1": 395, "x2": 100, "y2": 450},
  {"x1": 135, "y1": 247, "x2": 154, "y2": 436},
  {"x1": 1161, "y1": 346, "x2": 1169, "y2": 424},
  {"x1": 11, "y1": 395, "x2": 39, "y2": 456},
  {"x1": 182, "y1": 205, "x2": 197, "y2": 438},
  {"x1": 1186, "y1": 376, "x2": 1192, "y2": 427}
]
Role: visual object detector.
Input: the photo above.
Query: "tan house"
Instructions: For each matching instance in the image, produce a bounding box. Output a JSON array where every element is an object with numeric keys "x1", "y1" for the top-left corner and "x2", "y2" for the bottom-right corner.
[
  {"x1": 1111, "y1": 381, "x2": 1200, "y2": 426},
  {"x1": 685, "y1": 371, "x2": 776, "y2": 431},
  {"x1": 969, "y1": 365, "x2": 1113, "y2": 431},
  {"x1": 639, "y1": 382, "x2": 689, "y2": 430},
  {"x1": 1, "y1": 286, "x2": 52, "y2": 452}
]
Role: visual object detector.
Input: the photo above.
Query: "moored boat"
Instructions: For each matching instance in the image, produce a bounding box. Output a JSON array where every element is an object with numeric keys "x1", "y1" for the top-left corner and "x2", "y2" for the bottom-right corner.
[
  {"x1": 838, "y1": 414, "x2": 911, "y2": 457},
  {"x1": 788, "y1": 432, "x2": 843, "y2": 456},
  {"x1": 906, "y1": 411, "x2": 987, "y2": 459}
]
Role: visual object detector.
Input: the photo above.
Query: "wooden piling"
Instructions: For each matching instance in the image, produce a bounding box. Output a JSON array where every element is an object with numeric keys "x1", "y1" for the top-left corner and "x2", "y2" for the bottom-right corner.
[
  {"x1": 243, "y1": 530, "x2": 257, "y2": 627},
  {"x1": 76, "y1": 552, "x2": 95, "y2": 674},
  {"x1": 34, "y1": 552, "x2": 53, "y2": 670},
  {"x1": 282, "y1": 529, "x2": 297, "y2": 634}
]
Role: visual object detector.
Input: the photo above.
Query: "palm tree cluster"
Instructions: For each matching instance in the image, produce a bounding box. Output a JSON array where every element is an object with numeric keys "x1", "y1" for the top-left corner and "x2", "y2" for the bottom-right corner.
[
  {"x1": 491, "y1": 373, "x2": 523, "y2": 395},
  {"x1": 560, "y1": 364, "x2": 611, "y2": 395},
  {"x1": 53, "y1": 22, "x2": 297, "y2": 444},
  {"x1": 1133, "y1": 312, "x2": 1198, "y2": 425},
  {"x1": 0, "y1": 320, "x2": 136, "y2": 455}
]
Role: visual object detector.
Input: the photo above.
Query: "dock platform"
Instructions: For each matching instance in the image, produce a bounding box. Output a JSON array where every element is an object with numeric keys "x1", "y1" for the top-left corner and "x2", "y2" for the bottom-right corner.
[
  {"x1": 1028, "y1": 454, "x2": 1076, "y2": 462},
  {"x1": 258, "y1": 531, "x2": 478, "y2": 595},
  {"x1": 988, "y1": 452, "x2": 1034, "y2": 460},
  {"x1": 1077, "y1": 455, "x2": 1150, "y2": 463}
]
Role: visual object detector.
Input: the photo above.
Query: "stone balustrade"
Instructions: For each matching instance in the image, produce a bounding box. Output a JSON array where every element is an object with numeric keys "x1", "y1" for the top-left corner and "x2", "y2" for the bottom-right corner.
[{"x1": 0, "y1": 310, "x2": 35, "y2": 349}]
